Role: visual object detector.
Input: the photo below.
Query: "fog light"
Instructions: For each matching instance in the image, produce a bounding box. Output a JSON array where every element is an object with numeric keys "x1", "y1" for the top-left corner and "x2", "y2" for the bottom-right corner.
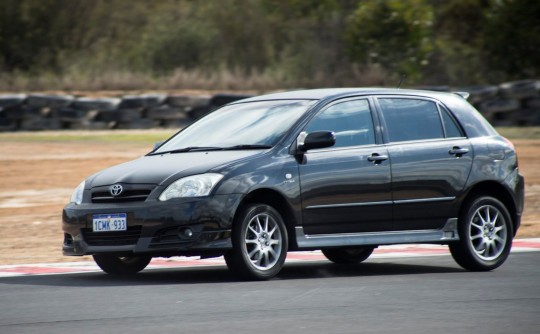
[
  {"x1": 179, "y1": 227, "x2": 194, "y2": 239},
  {"x1": 64, "y1": 233, "x2": 74, "y2": 246}
]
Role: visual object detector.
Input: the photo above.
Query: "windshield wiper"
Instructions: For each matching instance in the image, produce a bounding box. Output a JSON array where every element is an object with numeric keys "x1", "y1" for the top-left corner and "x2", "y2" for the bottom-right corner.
[
  {"x1": 150, "y1": 144, "x2": 273, "y2": 155},
  {"x1": 150, "y1": 146, "x2": 223, "y2": 155},
  {"x1": 222, "y1": 144, "x2": 273, "y2": 150}
]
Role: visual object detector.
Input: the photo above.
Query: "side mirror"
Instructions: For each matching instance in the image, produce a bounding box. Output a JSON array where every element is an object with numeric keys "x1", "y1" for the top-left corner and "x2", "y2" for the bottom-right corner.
[
  {"x1": 153, "y1": 141, "x2": 165, "y2": 150},
  {"x1": 297, "y1": 131, "x2": 335, "y2": 152}
]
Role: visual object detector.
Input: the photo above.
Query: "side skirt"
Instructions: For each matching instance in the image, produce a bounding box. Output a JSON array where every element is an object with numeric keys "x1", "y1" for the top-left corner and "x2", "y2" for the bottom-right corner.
[{"x1": 295, "y1": 219, "x2": 459, "y2": 249}]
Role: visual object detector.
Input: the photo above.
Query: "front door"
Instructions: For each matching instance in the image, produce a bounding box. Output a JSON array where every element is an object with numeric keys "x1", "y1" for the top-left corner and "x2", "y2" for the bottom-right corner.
[{"x1": 298, "y1": 98, "x2": 393, "y2": 235}]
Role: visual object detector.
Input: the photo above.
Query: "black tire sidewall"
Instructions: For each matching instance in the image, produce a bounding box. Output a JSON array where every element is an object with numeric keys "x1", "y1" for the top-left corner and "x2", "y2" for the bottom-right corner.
[
  {"x1": 229, "y1": 204, "x2": 288, "y2": 279},
  {"x1": 455, "y1": 196, "x2": 513, "y2": 270},
  {"x1": 93, "y1": 255, "x2": 152, "y2": 275},
  {"x1": 322, "y1": 247, "x2": 375, "y2": 264}
]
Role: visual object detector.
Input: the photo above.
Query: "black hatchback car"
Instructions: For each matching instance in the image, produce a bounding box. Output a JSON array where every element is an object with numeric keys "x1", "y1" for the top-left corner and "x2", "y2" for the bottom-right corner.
[{"x1": 63, "y1": 88, "x2": 524, "y2": 279}]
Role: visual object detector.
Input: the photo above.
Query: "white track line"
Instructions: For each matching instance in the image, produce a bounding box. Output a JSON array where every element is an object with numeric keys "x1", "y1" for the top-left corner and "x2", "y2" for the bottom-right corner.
[{"x1": 1, "y1": 238, "x2": 539, "y2": 277}]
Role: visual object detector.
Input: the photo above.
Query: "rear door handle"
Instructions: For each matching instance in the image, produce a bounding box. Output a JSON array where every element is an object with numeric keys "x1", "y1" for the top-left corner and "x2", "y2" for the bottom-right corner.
[
  {"x1": 449, "y1": 146, "x2": 469, "y2": 156},
  {"x1": 367, "y1": 153, "x2": 388, "y2": 164}
]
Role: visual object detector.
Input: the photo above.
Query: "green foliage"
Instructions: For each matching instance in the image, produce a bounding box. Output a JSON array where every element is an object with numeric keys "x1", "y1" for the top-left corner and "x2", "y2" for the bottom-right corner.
[
  {"x1": 481, "y1": 0, "x2": 540, "y2": 79},
  {"x1": 0, "y1": 0, "x2": 68, "y2": 71},
  {"x1": 136, "y1": 14, "x2": 216, "y2": 72},
  {"x1": 0, "y1": 0, "x2": 538, "y2": 89},
  {"x1": 425, "y1": 0, "x2": 491, "y2": 84},
  {"x1": 345, "y1": 0, "x2": 434, "y2": 82}
]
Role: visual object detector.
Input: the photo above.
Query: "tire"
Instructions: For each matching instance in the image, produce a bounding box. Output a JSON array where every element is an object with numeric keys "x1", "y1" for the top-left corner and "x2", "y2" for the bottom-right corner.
[
  {"x1": 209, "y1": 94, "x2": 253, "y2": 107},
  {"x1": 449, "y1": 196, "x2": 513, "y2": 271},
  {"x1": 322, "y1": 247, "x2": 375, "y2": 264},
  {"x1": 225, "y1": 204, "x2": 288, "y2": 280},
  {"x1": 27, "y1": 93, "x2": 74, "y2": 108},
  {"x1": 93, "y1": 255, "x2": 152, "y2": 275},
  {"x1": 72, "y1": 97, "x2": 120, "y2": 112}
]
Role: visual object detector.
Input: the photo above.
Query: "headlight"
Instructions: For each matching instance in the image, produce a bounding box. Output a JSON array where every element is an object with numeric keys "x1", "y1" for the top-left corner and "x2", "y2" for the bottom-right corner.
[
  {"x1": 70, "y1": 180, "x2": 85, "y2": 205},
  {"x1": 159, "y1": 173, "x2": 223, "y2": 201}
]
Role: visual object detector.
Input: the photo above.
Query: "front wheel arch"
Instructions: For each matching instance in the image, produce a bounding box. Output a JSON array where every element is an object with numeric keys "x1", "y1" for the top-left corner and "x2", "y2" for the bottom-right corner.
[
  {"x1": 225, "y1": 203, "x2": 289, "y2": 280},
  {"x1": 238, "y1": 188, "x2": 298, "y2": 249}
]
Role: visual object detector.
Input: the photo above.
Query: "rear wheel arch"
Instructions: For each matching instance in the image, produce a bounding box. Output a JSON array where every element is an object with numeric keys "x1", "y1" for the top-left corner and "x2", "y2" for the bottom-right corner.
[
  {"x1": 460, "y1": 181, "x2": 518, "y2": 236},
  {"x1": 450, "y1": 195, "x2": 513, "y2": 271}
]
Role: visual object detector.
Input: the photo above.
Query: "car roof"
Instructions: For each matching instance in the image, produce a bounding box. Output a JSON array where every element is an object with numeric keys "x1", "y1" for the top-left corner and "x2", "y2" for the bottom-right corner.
[
  {"x1": 236, "y1": 88, "x2": 459, "y2": 103},
  {"x1": 229, "y1": 87, "x2": 497, "y2": 139}
]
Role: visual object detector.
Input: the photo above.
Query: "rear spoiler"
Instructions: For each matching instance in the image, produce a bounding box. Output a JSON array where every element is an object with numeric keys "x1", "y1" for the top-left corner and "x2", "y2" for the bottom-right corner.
[{"x1": 453, "y1": 92, "x2": 470, "y2": 100}]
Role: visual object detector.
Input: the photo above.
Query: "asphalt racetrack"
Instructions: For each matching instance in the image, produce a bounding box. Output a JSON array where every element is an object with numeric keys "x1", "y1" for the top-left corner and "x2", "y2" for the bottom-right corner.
[{"x1": 1, "y1": 251, "x2": 539, "y2": 334}]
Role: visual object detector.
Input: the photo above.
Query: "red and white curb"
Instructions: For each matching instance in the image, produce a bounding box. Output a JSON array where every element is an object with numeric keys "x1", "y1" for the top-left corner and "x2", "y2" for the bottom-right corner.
[{"x1": 1, "y1": 238, "x2": 539, "y2": 278}]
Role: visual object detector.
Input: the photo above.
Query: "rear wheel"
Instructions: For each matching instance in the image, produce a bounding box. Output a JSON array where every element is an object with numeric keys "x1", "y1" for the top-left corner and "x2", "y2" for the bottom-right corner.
[
  {"x1": 322, "y1": 247, "x2": 375, "y2": 264},
  {"x1": 449, "y1": 196, "x2": 513, "y2": 271},
  {"x1": 225, "y1": 204, "x2": 288, "y2": 280},
  {"x1": 93, "y1": 255, "x2": 152, "y2": 275}
]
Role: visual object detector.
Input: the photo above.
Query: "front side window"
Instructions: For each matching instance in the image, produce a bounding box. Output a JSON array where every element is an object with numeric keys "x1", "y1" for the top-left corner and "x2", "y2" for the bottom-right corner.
[
  {"x1": 305, "y1": 99, "x2": 375, "y2": 148},
  {"x1": 379, "y1": 98, "x2": 444, "y2": 142}
]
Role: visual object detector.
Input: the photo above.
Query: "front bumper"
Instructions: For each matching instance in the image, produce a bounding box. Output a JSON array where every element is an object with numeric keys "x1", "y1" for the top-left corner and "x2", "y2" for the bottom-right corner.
[{"x1": 62, "y1": 194, "x2": 242, "y2": 256}]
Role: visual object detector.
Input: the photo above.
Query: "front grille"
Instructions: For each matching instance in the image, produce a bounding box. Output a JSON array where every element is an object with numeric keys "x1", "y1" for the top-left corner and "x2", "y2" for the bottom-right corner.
[
  {"x1": 82, "y1": 226, "x2": 142, "y2": 246},
  {"x1": 91, "y1": 184, "x2": 155, "y2": 203},
  {"x1": 92, "y1": 189, "x2": 152, "y2": 203}
]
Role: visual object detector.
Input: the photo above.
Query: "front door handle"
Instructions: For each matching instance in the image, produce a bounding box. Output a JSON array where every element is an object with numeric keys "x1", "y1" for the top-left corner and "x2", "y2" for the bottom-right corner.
[
  {"x1": 449, "y1": 146, "x2": 469, "y2": 157},
  {"x1": 367, "y1": 153, "x2": 388, "y2": 164}
]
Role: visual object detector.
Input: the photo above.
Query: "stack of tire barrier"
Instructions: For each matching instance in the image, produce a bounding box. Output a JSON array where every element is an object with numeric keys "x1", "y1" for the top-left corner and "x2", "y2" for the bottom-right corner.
[
  {"x1": 418, "y1": 80, "x2": 540, "y2": 126},
  {"x1": 0, "y1": 93, "x2": 252, "y2": 131},
  {"x1": 1, "y1": 80, "x2": 539, "y2": 131}
]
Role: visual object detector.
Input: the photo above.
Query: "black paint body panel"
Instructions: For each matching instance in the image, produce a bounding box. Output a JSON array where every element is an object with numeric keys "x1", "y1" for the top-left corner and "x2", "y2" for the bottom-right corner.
[{"x1": 62, "y1": 88, "x2": 524, "y2": 257}]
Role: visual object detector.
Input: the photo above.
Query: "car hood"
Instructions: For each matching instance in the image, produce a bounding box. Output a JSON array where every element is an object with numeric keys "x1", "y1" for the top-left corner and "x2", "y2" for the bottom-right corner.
[{"x1": 86, "y1": 150, "x2": 262, "y2": 188}]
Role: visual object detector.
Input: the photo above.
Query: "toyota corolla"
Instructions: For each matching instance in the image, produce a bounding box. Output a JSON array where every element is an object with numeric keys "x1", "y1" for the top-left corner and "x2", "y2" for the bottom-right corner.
[{"x1": 63, "y1": 88, "x2": 524, "y2": 280}]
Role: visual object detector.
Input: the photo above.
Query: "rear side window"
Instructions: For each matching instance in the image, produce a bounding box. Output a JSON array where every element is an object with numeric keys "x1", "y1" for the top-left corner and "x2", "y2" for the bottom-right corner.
[
  {"x1": 378, "y1": 98, "x2": 443, "y2": 142},
  {"x1": 305, "y1": 99, "x2": 375, "y2": 148},
  {"x1": 439, "y1": 105, "x2": 464, "y2": 138}
]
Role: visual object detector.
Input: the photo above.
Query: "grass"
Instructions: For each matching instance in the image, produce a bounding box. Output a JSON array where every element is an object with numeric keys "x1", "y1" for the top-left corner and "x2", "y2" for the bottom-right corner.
[
  {"x1": 1, "y1": 127, "x2": 539, "y2": 144},
  {"x1": 0, "y1": 66, "x2": 392, "y2": 92}
]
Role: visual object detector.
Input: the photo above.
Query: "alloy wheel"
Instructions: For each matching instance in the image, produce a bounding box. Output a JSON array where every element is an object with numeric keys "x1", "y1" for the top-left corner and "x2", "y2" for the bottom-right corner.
[{"x1": 468, "y1": 204, "x2": 508, "y2": 261}]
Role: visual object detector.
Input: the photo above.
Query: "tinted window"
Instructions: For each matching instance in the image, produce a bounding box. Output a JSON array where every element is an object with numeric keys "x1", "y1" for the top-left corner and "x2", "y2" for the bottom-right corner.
[
  {"x1": 156, "y1": 100, "x2": 316, "y2": 152},
  {"x1": 439, "y1": 106, "x2": 464, "y2": 138},
  {"x1": 379, "y1": 98, "x2": 443, "y2": 142},
  {"x1": 306, "y1": 99, "x2": 375, "y2": 148}
]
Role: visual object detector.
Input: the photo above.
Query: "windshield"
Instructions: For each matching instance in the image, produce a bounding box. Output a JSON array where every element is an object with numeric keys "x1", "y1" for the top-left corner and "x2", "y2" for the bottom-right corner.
[{"x1": 154, "y1": 100, "x2": 316, "y2": 153}]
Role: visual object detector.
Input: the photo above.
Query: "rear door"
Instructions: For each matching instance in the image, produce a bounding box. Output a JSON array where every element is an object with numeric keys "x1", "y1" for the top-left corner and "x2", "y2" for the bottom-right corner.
[
  {"x1": 298, "y1": 98, "x2": 393, "y2": 235},
  {"x1": 376, "y1": 97, "x2": 473, "y2": 230}
]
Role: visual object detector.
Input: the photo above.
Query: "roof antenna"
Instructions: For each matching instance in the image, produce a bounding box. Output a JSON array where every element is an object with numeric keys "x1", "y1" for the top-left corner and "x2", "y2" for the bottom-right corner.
[{"x1": 397, "y1": 74, "x2": 406, "y2": 89}]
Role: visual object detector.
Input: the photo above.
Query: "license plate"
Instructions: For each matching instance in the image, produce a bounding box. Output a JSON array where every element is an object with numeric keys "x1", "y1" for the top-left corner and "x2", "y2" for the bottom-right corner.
[{"x1": 92, "y1": 213, "x2": 127, "y2": 232}]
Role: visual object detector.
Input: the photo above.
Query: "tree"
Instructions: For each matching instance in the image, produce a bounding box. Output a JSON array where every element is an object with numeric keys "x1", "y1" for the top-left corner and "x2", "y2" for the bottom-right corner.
[
  {"x1": 481, "y1": 0, "x2": 540, "y2": 79},
  {"x1": 345, "y1": 0, "x2": 434, "y2": 82}
]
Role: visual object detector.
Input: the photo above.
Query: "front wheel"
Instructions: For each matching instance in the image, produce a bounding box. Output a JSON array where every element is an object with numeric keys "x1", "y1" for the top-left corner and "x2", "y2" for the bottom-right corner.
[
  {"x1": 322, "y1": 247, "x2": 375, "y2": 264},
  {"x1": 225, "y1": 204, "x2": 288, "y2": 280},
  {"x1": 93, "y1": 255, "x2": 152, "y2": 275},
  {"x1": 449, "y1": 196, "x2": 513, "y2": 271}
]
